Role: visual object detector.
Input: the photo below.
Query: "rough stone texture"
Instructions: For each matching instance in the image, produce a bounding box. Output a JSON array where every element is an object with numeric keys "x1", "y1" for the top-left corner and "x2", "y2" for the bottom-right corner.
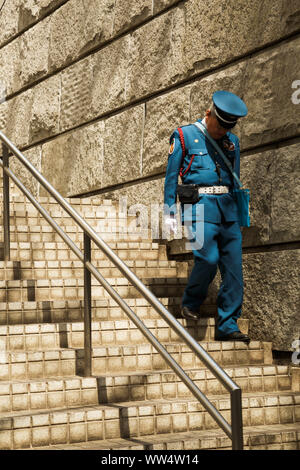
[
  {"x1": 0, "y1": 0, "x2": 19, "y2": 45},
  {"x1": 30, "y1": 75, "x2": 61, "y2": 142},
  {"x1": 91, "y1": 37, "x2": 130, "y2": 118},
  {"x1": 80, "y1": 0, "x2": 115, "y2": 52},
  {"x1": 0, "y1": 40, "x2": 21, "y2": 97},
  {"x1": 0, "y1": 73, "x2": 61, "y2": 147},
  {"x1": 49, "y1": 0, "x2": 114, "y2": 72},
  {"x1": 106, "y1": 176, "x2": 165, "y2": 208},
  {"x1": 243, "y1": 250, "x2": 300, "y2": 351},
  {"x1": 60, "y1": 57, "x2": 94, "y2": 131},
  {"x1": 67, "y1": 122, "x2": 105, "y2": 196},
  {"x1": 9, "y1": 146, "x2": 42, "y2": 198},
  {"x1": 153, "y1": 0, "x2": 179, "y2": 14},
  {"x1": 239, "y1": 149, "x2": 276, "y2": 248},
  {"x1": 143, "y1": 86, "x2": 191, "y2": 176},
  {"x1": 0, "y1": 2, "x2": 299, "y2": 145},
  {"x1": 1, "y1": 27, "x2": 298, "y2": 155},
  {"x1": 40, "y1": 121, "x2": 104, "y2": 197},
  {"x1": 1, "y1": 0, "x2": 300, "y2": 101},
  {"x1": 102, "y1": 106, "x2": 145, "y2": 188},
  {"x1": 113, "y1": 0, "x2": 153, "y2": 35},
  {"x1": 265, "y1": 0, "x2": 300, "y2": 37},
  {"x1": 18, "y1": 0, "x2": 67, "y2": 29},
  {"x1": 240, "y1": 141, "x2": 300, "y2": 247},
  {"x1": 49, "y1": 0, "x2": 87, "y2": 71},
  {"x1": 0, "y1": 1, "x2": 67, "y2": 48},
  {"x1": 19, "y1": 17, "x2": 51, "y2": 87},
  {"x1": 240, "y1": 38, "x2": 300, "y2": 149},
  {"x1": 190, "y1": 38, "x2": 300, "y2": 150},
  {"x1": 183, "y1": 0, "x2": 300, "y2": 78},
  {"x1": 126, "y1": 0, "x2": 300, "y2": 102},
  {"x1": 2, "y1": 24, "x2": 298, "y2": 161},
  {"x1": 40, "y1": 106, "x2": 144, "y2": 197},
  {"x1": 40, "y1": 133, "x2": 78, "y2": 197},
  {"x1": 0, "y1": 101, "x2": 8, "y2": 133},
  {"x1": 4, "y1": 90, "x2": 33, "y2": 149},
  {"x1": 125, "y1": 10, "x2": 184, "y2": 102},
  {"x1": 270, "y1": 142, "x2": 300, "y2": 244}
]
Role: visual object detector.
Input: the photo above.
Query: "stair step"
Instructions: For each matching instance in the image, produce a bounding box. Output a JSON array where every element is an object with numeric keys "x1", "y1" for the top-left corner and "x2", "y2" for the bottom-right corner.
[
  {"x1": 0, "y1": 198, "x2": 116, "y2": 211},
  {"x1": 1, "y1": 244, "x2": 167, "y2": 262},
  {"x1": 1, "y1": 241, "x2": 162, "y2": 252},
  {"x1": 0, "y1": 210, "x2": 137, "y2": 226},
  {"x1": 0, "y1": 317, "x2": 250, "y2": 351},
  {"x1": 0, "y1": 376, "x2": 99, "y2": 413},
  {"x1": 0, "y1": 298, "x2": 220, "y2": 325},
  {"x1": 0, "y1": 365, "x2": 292, "y2": 414},
  {"x1": 0, "y1": 225, "x2": 148, "y2": 239},
  {"x1": 0, "y1": 297, "x2": 186, "y2": 324},
  {"x1": 0, "y1": 259, "x2": 186, "y2": 281},
  {"x1": 29, "y1": 423, "x2": 300, "y2": 450},
  {"x1": 0, "y1": 259, "x2": 178, "y2": 270},
  {"x1": 0, "y1": 277, "x2": 186, "y2": 302},
  {"x1": 0, "y1": 218, "x2": 138, "y2": 235},
  {"x1": 0, "y1": 228, "x2": 156, "y2": 244},
  {"x1": 0, "y1": 192, "x2": 118, "y2": 210},
  {"x1": 0, "y1": 392, "x2": 299, "y2": 449},
  {"x1": 0, "y1": 340, "x2": 272, "y2": 381}
]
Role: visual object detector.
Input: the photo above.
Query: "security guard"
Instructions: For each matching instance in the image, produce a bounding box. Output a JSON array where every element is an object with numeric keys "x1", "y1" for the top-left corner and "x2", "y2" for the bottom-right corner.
[{"x1": 164, "y1": 90, "x2": 250, "y2": 343}]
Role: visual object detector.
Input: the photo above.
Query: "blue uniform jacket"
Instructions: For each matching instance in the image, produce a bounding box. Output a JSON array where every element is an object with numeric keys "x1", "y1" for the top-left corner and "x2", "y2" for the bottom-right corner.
[{"x1": 164, "y1": 119, "x2": 241, "y2": 223}]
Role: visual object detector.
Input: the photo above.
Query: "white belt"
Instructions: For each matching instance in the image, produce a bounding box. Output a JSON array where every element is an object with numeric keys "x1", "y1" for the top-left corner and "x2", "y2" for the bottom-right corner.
[{"x1": 198, "y1": 186, "x2": 229, "y2": 194}]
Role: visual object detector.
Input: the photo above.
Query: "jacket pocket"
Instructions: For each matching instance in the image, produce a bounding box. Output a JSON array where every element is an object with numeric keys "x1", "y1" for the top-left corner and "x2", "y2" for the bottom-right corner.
[{"x1": 187, "y1": 150, "x2": 214, "y2": 171}]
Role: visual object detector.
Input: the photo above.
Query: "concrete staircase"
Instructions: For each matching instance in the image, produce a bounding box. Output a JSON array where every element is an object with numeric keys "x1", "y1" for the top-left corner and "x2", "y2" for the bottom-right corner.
[{"x1": 0, "y1": 181, "x2": 299, "y2": 450}]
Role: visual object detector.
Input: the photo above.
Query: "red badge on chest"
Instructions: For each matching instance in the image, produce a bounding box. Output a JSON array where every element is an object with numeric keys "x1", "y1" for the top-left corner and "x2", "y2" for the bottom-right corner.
[{"x1": 223, "y1": 140, "x2": 235, "y2": 151}]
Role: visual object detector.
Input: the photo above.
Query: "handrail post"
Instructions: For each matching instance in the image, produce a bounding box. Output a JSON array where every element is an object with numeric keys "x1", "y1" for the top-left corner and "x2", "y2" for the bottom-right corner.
[
  {"x1": 2, "y1": 143, "x2": 10, "y2": 261},
  {"x1": 83, "y1": 232, "x2": 92, "y2": 376},
  {"x1": 231, "y1": 388, "x2": 243, "y2": 450}
]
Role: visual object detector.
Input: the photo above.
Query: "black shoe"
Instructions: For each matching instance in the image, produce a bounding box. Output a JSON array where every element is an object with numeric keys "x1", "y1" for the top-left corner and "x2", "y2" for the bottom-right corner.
[
  {"x1": 181, "y1": 306, "x2": 200, "y2": 320},
  {"x1": 215, "y1": 331, "x2": 251, "y2": 344}
]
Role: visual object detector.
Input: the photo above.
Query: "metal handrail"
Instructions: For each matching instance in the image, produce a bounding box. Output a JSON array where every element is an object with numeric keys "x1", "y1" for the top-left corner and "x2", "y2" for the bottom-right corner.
[{"x1": 0, "y1": 130, "x2": 243, "y2": 450}]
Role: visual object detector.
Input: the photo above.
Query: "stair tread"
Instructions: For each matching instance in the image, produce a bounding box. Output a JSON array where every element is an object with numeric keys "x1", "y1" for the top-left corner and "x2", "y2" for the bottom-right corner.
[
  {"x1": 0, "y1": 338, "x2": 267, "y2": 355},
  {"x1": 0, "y1": 296, "x2": 182, "y2": 304},
  {"x1": 0, "y1": 390, "x2": 299, "y2": 421},
  {"x1": 29, "y1": 422, "x2": 300, "y2": 450},
  {"x1": 0, "y1": 363, "x2": 291, "y2": 387},
  {"x1": 0, "y1": 277, "x2": 186, "y2": 285},
  {"x1": 0, "y1": 317, "x2": 237, "y2": 330}
]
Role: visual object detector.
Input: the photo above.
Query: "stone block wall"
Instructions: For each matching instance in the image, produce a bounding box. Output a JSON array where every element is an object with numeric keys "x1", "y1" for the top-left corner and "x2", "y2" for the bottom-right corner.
[{"x1": 0, "y1": 0, "x2": 299, "y2": 350}]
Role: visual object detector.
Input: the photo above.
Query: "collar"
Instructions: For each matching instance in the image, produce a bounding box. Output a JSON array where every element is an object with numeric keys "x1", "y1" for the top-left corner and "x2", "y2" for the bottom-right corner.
[{"x1": 200, "y1": 118, "x2": 227, "y2": 144}]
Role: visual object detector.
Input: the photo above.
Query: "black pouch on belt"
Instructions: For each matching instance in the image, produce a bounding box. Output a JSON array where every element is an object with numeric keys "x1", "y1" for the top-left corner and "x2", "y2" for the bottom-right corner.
[{"x1": 177, "y1": 184, "x2": 199, "y2": 204}]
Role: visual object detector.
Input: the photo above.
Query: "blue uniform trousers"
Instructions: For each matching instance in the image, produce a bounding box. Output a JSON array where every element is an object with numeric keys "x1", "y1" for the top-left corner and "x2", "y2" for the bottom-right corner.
[{"x1": 182, "y1": 218, "x2": 243, "y2": 336}]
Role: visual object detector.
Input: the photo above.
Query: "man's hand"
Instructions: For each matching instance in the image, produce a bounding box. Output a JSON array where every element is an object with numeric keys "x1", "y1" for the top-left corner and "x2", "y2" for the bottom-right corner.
[{"x1": 164, "y1": 215, "x2": 178, "y2": 234}]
